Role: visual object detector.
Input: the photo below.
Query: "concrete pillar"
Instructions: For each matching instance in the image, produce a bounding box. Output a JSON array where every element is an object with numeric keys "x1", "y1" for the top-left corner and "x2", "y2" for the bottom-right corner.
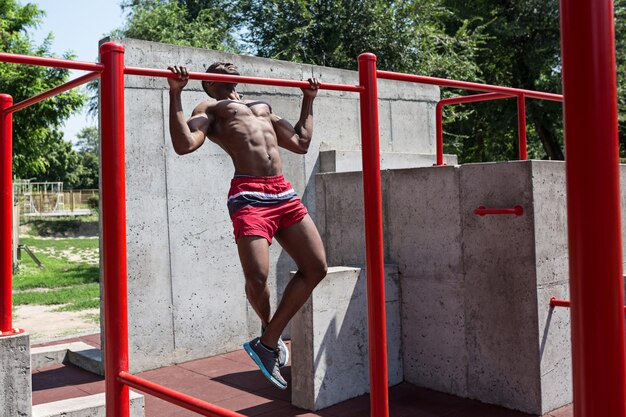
[
  {"x1": 0, "y1": 332, "x2": 32, "y2": 417},
  {"x1": 291, "y1": 265, "x2": 402, "y2": 411}
]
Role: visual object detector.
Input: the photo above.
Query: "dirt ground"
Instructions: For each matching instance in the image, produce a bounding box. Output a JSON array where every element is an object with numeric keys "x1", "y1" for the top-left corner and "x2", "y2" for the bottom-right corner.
[{"x1": 12, "y1": 305, "x2": 100, "y2": 344}]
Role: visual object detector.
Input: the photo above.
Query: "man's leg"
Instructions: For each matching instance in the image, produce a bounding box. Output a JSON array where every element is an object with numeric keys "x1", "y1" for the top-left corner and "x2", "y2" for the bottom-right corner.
[
  {"x1": 237, "y1": 235, "x2": 271, "y2": 327},
  {"x1": 260, "y1": 214, "x2": 327, "y2": 348}
]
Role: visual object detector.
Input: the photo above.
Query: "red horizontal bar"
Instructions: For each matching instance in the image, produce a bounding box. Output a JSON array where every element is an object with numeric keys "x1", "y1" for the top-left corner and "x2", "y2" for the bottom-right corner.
[
  {"x1": 123, "y1": 66, "x2": 364, "y2": 93},
  {"x1": 377, "y1": 70, "x2": 563, "y2": 102},
  {"x1": 118, "y1": 372, "x2": 245, "y2": 417},
  {"x1": 0, "y1": 52, "x2": 104, "y2": 72},
  {"x1": 5, "y1": 71, "x2": 101, "y2": 114},
  {"x1": 474, "y1": 205, "x2": 524, "y2": 216},
  {"x1": 550, "y1": 298, "x2": 626, "y2": 313},
  {"x1": 440, "y1": 92, "x2": 515, "y2": 106}
]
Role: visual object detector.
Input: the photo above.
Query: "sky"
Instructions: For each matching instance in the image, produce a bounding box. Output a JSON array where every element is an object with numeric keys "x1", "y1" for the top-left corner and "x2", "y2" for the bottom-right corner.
[{"x1": 28, "y1": 0, "x2": 126, "y2": 145}]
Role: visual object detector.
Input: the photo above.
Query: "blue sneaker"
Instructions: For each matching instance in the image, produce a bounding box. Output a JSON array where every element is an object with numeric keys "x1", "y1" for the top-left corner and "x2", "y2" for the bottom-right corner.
[
  {"x1": 261, "y1": 326, "x2": 289, "y2": 367},
  {"x1": 243, "y1": 337, "x2": 287, "y2": 390},
  {"x1": 277, "y1": 337, "x2": 289, "y2": 367}
]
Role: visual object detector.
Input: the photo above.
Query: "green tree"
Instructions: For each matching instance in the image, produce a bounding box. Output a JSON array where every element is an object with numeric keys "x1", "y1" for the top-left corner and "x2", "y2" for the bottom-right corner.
[
  {"x1": 115, "y1": 0, "x2": 240, "y2": 51},
  {"x1": 441, "y1": 0, "x2": 565, "y2": 162},
  {"x1": 75, "y1": 126, "x2": 98, "y2": 155},
  {"x1": 35, "y1": 135, "x2": 80, "y2": 187},
  {"x1": 72, "y1": 126, "x2": 99, "y2": 189},
  {"x1": 239, "y1": 0, "x2": 486, "y2": 81},
  {"x1": 0, "y1": 0, "x2": 85, "y2": 178}
]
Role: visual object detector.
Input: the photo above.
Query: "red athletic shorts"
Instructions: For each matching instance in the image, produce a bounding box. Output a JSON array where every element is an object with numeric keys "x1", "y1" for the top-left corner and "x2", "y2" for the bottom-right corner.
[{"x1": 227, "y1": 175, "x2": 308, "y2": 244}]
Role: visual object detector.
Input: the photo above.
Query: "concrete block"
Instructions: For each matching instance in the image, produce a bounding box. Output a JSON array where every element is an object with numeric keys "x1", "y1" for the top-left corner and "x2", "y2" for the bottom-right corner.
[
  {"x1": 32, "y1": 391, "x2": 144, "y2": 417},
  {"x1": 389, "y1": 100, "x2": 436, "y2": 154},
  {"x1": 319, "y1": 150, "x2": 457, "y2": 173},
  {"x1": 315, "y1": 172, "x2": 366, "y2": 267},
  {"x1": 400, "y1": 276, "x2": 467, "y2": 397},
  {"x1": 0, "y1": 332, "x2": 32, "y2": 417},
  {"x1": 31, "y1": 341, "x2": 90, "y2": 370},
  {"x1": 292, "y1": 265, "x2": 402, "y2": 411},
  {"x1": 115, "y1": 37, "x2": 441, "y2": 372},
  {"x1": 460, "y1": 162, "x2": 541, "y2": 413},
  {"x1": 387, "y1": 166, "x2": 463, "y2": 277},
  {"x1": 67, "y1": 349, "x2": 104, "y2": 376}
]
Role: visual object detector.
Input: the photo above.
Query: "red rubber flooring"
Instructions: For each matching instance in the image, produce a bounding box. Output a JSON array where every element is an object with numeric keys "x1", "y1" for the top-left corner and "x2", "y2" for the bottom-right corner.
[{"x1": 32, "y1": 334, "x2": 572, "y2": 417}]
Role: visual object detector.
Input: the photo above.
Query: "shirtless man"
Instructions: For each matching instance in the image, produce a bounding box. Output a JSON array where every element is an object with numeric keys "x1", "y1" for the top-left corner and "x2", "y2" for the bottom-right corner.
[{"x1": 167, "y1": 62, "x2": 327, "y2": 390}]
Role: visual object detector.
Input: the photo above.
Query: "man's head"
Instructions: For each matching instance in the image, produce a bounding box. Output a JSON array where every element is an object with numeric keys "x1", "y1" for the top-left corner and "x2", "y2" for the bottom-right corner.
[{"x1": 202, "y1": 61, "x2": 240, "y2": 98}]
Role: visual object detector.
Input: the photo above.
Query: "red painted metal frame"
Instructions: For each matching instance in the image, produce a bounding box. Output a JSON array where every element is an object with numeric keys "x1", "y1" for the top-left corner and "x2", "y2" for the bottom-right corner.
[
  {"x1": 358, "y1": 53, "x2": 390, "y2": 417},
  {"x1": 118, "y1": 372, "x2": 245, "y2": 417},
  {"x1": 377, "y1": 70, "x2": 563, "y2": 101},
  {"x1": 559, "y1": 0, "x2": 626, "y2": 416},
  {"x1": 0, "y1": 94, "x2": 14, "y2": 335},
  {"x1": 517, "y1": 94, "x2": 528, "y2": 160},
  {"x1": 124, "y1": 65, "x2": 364, "y2": 93},
  {"x1": 474, "y1": 206, "x2": 523, "y2": 216},
  {"x1": 5, "y1": 72, "x2": 101, "y2": 115},
  {"x1": 99, "y1": 42, "x2": 131, "y2": 417},
  {"x1": 97, "y1": 44, "x2": 375, "y2": 417},
  {"x1": 435, "y1": 93, "x2": 514, "y2": 165},
  {"x1": 550, "y1": 298, "x2": 626, "y2": 314},
  {"x1": 0, "y1": 51, "x2": 104, "y2": 72}
]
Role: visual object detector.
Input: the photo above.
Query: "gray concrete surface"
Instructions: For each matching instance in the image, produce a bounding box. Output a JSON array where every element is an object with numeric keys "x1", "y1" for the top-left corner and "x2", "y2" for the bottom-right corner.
[
  {"x1": 31, "y1": 391, "x2": 144, "y2": 417},
  {"x1": 319, "y1": 150, "x2": 457, "y2": 173},
  {"x1": 104, "y1": 37, "x2": 441, "y2": 372},
  {"x1": 314, "y1": 161, "x2": 579, "y2": 415},
  {"x1": 0, "y1": 332, "x2": 32, "y2": 417},
  {"x1": 31, "y1": 341, "x2": 95, "y2": 370},
  {"x1": 291, "y1": 266, "x2": 402, "y2": 411}
]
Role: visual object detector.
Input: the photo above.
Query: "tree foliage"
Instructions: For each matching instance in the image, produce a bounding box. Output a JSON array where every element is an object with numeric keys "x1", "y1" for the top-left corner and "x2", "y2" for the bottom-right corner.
[
  {"x1": 239, "y1": 0, "x2": 487, "y2": 80},
  {"x1": 439, "y1": 0, "x2": 565, "y2": 162},
  {"x1": 0, "y1": 0, "x2": 85, "y2": 178},
  {"x1": 114, "y1": 0, "x2": 240, "y2": 51}
]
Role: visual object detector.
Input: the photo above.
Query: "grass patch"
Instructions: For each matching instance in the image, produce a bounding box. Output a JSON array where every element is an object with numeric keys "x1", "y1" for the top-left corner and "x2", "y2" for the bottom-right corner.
[
  {"x1": 13, "y1": 284, "x2": 100, "y2": 311},
  {"x1": 14, "y1": 237, "x2": 99, "y2": 290},
  {"x1": 14, "y1": 236, "x2": 100, "y2": 314}
]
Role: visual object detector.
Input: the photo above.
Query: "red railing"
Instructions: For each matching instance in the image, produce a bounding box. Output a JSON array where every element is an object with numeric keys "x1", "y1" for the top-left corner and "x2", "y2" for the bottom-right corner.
[
  {"x1": 550, "y1": 298, "x2": 626, "y2": 313},
  {"x1": 0, "y1": 3, "x2": 623, "y2": 415},
  {"x1": 474, "y1": 205, "x2": 524, "y2": 216},
  {"x1": 376, "y1": 71, "x2": 563, "y2": 166},
  {"x1": 0, "y1": 43, "x2": 389, "y2": 417}
]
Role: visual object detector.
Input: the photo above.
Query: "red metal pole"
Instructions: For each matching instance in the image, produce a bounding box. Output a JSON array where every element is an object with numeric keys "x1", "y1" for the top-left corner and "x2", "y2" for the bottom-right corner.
[
  {"x1": 559, "y1": 1, "x2": 626, "y2": 416},
  {"x1": 474, "y1": 205, "x2": 523, "y2": 216},
  {"x1": 123, "y1": 66, "x2": 363, "y2": 93},
  {"x1": 358, "y1": 53, "x2": 390, "y2": 417},
  {"x1": 377, "y1": 70, "x2": 563, "y2": 102},
  {"x1": 118, "y1": 372, "x2": 245, "y2": 417},
  {"x1": 100, "y1": 42, "x2": 130, "y2": 417},
  {"x1": 0, "y1": 95, "x2": 13, "y2": 334},
  {"x1": 517, "y1": 94, "x2": 528, "y2": 160},
  {"x1": 436, "y1": 102, "x2": 444, "y2": 166},
  {"x1": 0, "y1": 51, "x2": 103, "y2": 72},
  {"x1": 5, "y1": 71, "x2": 101, "y2": 114}
]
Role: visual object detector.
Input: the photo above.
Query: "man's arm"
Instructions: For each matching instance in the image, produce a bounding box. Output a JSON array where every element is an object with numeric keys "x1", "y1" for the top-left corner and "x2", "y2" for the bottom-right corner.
[
  {"x1": 273, "y1": 78, "x2": 320, "y2": 154},
  {"x1": 168, "y1": 66, "x2": 211, "y2": 155}
]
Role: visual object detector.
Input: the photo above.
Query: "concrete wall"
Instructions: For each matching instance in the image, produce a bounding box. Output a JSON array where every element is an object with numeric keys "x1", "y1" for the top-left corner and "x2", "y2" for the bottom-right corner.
[
  {"x1": 291, "y1": 266, "x2": 402, "y2": 410},
  {"x1": 105, "y1": 38, "x2": 441, "y2": 371},
  {"x1": 315, "y1": 160, "x2": 582, "y2": 415},
  {"x1": 0, "y1": 332, "x2": 31, "y2": 417}
]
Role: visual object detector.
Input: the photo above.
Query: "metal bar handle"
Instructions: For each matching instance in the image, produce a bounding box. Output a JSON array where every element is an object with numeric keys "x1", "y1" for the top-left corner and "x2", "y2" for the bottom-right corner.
[{"x1": 474, "y1": 205, "x2": 524, "y2": 216}]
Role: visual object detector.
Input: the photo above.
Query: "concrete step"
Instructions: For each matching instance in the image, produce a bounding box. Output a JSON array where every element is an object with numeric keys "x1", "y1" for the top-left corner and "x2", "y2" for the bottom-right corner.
[
  {"x1": 32, "y1": 391, "x2": 144, "y2": 417},
  {"x1": 32, "y1": 341, "x2": 104, "y2": 376}
]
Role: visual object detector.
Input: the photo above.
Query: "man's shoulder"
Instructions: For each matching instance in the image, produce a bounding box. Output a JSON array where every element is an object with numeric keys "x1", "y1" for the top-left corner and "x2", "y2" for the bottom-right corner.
[{"x1": 192, "y1": 100, "x2": 217, "y2": 114}]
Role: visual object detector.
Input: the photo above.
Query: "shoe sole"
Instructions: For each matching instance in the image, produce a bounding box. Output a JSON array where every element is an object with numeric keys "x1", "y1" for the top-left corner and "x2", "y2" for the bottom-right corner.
[
  {"x1": 243, "y1": 342, "x2": 287, "y2": 390},
  {"x1": 278, "y1": 338, "x2": 289, "y2": 367}
]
